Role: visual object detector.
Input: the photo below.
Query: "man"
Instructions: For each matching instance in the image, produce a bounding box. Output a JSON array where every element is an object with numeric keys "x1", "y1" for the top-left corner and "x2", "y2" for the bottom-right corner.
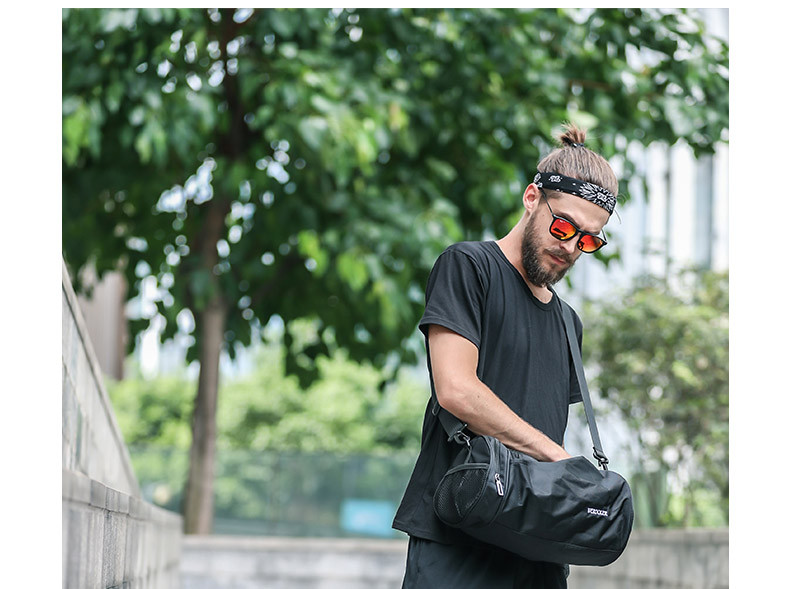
[{"x1": 392, "y1": 125, "x2": 619, "y2": 588}]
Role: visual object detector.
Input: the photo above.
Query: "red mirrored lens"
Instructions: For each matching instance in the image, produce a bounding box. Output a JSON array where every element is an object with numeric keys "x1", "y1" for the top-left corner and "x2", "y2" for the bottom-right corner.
[
  {"x1": 578, "y1": 234, "x2": 605, "y2": 253},
  {"x1": 549, "y1": 218, "x2": 576, "y2": 240}
]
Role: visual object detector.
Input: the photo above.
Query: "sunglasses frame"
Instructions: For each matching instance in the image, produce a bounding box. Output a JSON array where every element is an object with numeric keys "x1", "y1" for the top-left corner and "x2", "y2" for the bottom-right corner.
[{"x1": 540, "y1": 190, "x2": 607, "y2": 253}]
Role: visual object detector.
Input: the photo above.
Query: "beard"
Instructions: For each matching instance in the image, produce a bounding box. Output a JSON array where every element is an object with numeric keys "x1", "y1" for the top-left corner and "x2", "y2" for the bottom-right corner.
[{"x1": 520, "y1": 216, "x2": 577, "y2": 287}]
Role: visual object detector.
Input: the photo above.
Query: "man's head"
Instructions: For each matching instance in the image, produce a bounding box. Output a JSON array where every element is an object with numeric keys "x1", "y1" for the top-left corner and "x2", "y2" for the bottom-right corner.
[{"x1": 519, "y1": 124, "x2": 618, "y2": 287}]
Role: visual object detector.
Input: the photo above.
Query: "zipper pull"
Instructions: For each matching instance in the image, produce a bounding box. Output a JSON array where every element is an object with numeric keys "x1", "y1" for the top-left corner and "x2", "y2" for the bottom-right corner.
[{"x1": 494, "y1": 473, "x2": 504, "y2": 496}]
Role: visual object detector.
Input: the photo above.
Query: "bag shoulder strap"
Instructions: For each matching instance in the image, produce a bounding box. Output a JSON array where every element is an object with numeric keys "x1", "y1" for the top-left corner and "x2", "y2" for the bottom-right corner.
[
  {"x1": 429, "y1": 296, "x2": 610, "y2": 469},
  {"x1": 558, "y1": 298, "x2": 609, "y2": 470}
]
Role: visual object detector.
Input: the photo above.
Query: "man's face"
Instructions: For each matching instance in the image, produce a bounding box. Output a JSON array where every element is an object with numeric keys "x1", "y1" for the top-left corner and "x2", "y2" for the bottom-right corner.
[{"x1": 520, "y1": 191, "x2": 609, "y2": 287}]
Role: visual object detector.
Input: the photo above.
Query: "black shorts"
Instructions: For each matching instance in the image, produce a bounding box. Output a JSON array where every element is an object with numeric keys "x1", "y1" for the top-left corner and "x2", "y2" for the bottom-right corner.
[{"x1": 401, "y1": 536, "x2": 569, "y2": 589}]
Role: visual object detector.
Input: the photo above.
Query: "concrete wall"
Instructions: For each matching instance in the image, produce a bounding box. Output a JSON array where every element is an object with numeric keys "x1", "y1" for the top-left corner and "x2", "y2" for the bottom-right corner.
[
  {"x1": 63, "y1": 261, "x2": 138, "y2": 496},
  {"x1": 570, "y1": 529, "x2": 728, "y2": 589},
  {"x1": 62, "y1": 469, "x2": 182, "y2": 588},
  {"x1": 180, "y1": 529, "x2": 728, "y2": 589},
  {"x1": 62, "y1": 260, "x2": 183, "y2": 588},
  {"x1": 181, "y1": 536, "x2": 409, "y2": 589}
]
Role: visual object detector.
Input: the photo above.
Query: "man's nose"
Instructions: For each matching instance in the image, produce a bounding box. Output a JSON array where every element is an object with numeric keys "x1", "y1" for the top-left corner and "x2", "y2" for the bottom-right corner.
[{"x1": 558, "y1": 235, "x2": 580, "y2": 254}]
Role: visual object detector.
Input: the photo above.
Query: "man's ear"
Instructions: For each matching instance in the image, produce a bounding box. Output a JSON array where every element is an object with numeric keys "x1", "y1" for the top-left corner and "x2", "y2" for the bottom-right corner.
[{"x1": 523, "y1": 184, "x2": 541, "y2": 214}]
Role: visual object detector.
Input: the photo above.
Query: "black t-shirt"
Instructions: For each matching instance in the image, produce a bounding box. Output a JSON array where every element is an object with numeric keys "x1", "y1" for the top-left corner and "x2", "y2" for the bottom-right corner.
[{"x1": 392, "y1": 240, "x2": 583, "y2": 544}]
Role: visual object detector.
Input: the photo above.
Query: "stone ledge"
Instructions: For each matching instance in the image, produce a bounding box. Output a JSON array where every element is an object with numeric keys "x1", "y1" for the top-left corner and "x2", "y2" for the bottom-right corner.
[
  {"x1": 181, "y1": 536, "x2": 408, "y2": 589},
  {"x1": 181, "y1": 535, "x2": 408, "y2": 553},
  {"x1": 569, "y1": 527, "x2": 729, "y2": 589},
  {"x1": 625, "y1": 527, "x2": 728, "y2": 543},
  {"x1": 181, "y1": 531, "x2": 728, "y2": 589},
  {"x1": 62, "y1": 466, "x2": 92, "y2": 504},
  {"x1": 63, "y1": 469, "x2": 181, "y2": 526}
]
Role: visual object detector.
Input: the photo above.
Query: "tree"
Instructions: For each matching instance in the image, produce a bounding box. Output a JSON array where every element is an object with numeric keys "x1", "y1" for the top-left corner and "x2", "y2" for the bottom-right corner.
[
  {"x1": 582, "y1": 270, "x2": 729, "y2": 526},
  {"x1": 62, "y1": 8, "x2": 729, "y2": 532}
]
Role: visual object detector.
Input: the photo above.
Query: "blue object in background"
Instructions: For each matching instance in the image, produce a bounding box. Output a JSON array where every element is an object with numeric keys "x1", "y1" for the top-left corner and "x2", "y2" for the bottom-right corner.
[{"x1": 340, "y1": 499, "x2": 396, "y2": 537}]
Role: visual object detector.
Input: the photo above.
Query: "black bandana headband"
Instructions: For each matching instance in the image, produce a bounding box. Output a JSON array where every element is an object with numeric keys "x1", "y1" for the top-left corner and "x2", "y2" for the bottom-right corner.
[{"x1": 533, "y1": 171, "x2": 616, "y2": 214}]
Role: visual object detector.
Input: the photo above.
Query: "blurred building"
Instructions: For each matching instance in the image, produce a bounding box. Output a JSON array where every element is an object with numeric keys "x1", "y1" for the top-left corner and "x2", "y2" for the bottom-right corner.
[
  {"x1": 75, "y1": 266, "x2": 128, "y2": 381},
  {"x1": 562, "y1": 141, "x2": 729, "y2": 306}
]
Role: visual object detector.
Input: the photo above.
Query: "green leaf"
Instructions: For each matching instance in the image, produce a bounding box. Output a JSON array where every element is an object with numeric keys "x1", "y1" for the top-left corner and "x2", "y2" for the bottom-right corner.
[
  {"x1": 298, "y1": 116, "x2": 328, "y2": 151},
  {"x1": 297, "y1": 230, "x2": 328, "y2": 275},
  {"x1": 337, "y1": 251, "x2": 369, "y2": 292}
]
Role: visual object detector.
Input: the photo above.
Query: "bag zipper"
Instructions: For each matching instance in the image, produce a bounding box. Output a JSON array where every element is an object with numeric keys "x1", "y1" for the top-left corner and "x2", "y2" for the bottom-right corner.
[{"x1": 494, "y1": 472, "x2": 504, "y2": 496}]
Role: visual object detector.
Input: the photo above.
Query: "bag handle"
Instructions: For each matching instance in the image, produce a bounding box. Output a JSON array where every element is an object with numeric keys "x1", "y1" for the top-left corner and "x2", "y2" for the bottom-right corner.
[{"x1": 429, "y1": 296, "x2": 610, "y2": 470}]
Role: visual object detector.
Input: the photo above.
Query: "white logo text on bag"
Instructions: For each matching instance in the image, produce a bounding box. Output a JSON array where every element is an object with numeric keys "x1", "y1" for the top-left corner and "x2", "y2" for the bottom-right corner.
[{"x1": 587, "y1": 507, "x2": 609, "y2": 517}]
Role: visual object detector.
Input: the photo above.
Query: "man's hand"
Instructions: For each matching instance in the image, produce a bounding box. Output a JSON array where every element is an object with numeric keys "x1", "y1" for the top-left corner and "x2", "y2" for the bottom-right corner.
[{"x1": 428, "y1": 324, "x2": 571, "y2": 462}]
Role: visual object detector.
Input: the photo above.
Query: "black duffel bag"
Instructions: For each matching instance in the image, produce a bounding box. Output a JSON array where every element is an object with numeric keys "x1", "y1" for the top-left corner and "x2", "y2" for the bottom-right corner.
[
  {"x1": 431, "y1": 299, "x2": 634, "y2": 566},
  {"x1": 433, "y1": 433, "x2": 633, "y2": 565}
]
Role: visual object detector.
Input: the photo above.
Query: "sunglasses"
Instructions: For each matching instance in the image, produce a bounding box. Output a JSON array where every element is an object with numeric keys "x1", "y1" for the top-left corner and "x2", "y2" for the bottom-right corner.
[{"x1": 541, "y1": 191, "x2": 607, "y2": 253}]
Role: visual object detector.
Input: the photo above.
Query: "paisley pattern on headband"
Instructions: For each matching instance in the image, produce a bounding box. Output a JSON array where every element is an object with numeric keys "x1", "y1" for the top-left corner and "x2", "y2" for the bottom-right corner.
[{"x1": 533, "y1": 172, "x2": 616, "y2": 214}]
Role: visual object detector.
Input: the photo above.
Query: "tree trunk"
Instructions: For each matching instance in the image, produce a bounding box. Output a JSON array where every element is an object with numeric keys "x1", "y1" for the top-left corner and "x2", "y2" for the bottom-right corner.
[
  {"x1": 182, "y1": 196, "x2": 230, "y2": 534},
  {"x1": 182, "y1": 10, "x2": 250, "y2": 534},
  {"x1": 182, "y1": 299, "x2": 226, "y2": 534}
]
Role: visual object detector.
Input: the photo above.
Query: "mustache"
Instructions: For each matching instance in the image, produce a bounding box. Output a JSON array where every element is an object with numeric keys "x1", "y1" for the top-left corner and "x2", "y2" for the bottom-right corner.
[{"x1": 545, "y1": 248, "x2": 574, "y2": 264}]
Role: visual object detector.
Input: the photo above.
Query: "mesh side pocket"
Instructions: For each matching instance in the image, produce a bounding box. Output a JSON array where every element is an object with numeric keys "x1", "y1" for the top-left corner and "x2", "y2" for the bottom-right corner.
[{"x1": 434, "y1": 466, "x2": 488, "y2": 526}]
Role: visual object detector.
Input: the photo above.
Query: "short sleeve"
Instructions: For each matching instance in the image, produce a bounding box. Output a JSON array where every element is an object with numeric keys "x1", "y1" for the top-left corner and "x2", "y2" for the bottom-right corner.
[{"x1": 418, "y1": 247, "x2": 488, "y2": 348}]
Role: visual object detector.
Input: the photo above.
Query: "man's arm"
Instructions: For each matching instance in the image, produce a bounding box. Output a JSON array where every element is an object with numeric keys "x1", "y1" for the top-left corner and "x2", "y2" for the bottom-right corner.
[{"x1": 428, "y1": 324, "x2": 571, "y2": 462}]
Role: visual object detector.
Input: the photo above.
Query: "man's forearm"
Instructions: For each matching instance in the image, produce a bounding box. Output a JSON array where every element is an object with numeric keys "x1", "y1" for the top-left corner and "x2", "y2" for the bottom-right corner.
[{"x1": 437, "y1": 378, "x2": 570, "y2": 462}]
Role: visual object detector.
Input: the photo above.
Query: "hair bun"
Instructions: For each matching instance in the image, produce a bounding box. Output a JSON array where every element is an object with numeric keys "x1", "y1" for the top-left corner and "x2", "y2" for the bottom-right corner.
[
  {"x1": 537, "y1": 121, "x2": 618, "y2": 202},
  {"x1": 558, "y1": 123, "x2": 587, "y2": 149}
]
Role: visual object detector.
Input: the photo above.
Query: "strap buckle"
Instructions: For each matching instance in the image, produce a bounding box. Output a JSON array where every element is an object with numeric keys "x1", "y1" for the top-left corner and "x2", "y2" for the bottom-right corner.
[
  {"x1": 593, "y1": 448, "x2": 609, "y2": 471},
  {"x1": 451, "y1": 428, "x2": 471, "y2": 448}
]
